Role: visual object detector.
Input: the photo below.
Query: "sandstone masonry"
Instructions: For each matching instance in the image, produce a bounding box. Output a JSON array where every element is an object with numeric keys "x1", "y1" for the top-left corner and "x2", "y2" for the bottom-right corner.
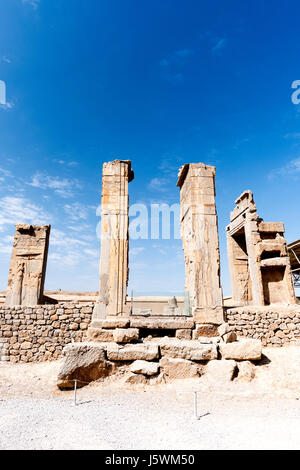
[
  {"x1": 0, "y1": 304, "x2": 93, "y2": 363},
  {"x1": 226, "y1": 305, "x2": 300, "y2": 346}
]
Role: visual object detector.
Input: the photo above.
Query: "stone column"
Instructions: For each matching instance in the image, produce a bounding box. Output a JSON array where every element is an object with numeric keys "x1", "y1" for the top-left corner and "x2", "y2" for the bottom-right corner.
[
  {"x1": 6, "y1": 224, "x2": 50, "y2": 306},
  {"x1": 177, "y1": 163, "x2": 224, "y2": 324},
  {"x1": 92, "y1": 160, "x2": 134, "y2": 321}
]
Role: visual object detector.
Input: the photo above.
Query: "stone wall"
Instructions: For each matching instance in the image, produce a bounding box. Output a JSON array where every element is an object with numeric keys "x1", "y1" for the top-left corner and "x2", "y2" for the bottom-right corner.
[
  {"x1": 0, "y1": 304, "x2": 93, "y2": 363},
  {"x1": 226, "y1": 305, "x2": 300, "y2": 346}
]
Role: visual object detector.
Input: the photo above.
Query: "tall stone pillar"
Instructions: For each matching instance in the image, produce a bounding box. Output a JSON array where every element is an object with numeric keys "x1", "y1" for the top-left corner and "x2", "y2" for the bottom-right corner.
[
  {"x1": 92, "y1": 160, "x2": 134, "y2": 321},
  {"x1": 177, "y1": 163, "x2": 224, "y2": 324},
  {"x1": 6, "y1": 224, "x2": 50, "y2": 306}
]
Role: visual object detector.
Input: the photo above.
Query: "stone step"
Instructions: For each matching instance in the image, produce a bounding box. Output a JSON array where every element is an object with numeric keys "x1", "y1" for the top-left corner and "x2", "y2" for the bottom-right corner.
[{"x1": 130, "y1": 317, "x2": 194, "y2": 330}]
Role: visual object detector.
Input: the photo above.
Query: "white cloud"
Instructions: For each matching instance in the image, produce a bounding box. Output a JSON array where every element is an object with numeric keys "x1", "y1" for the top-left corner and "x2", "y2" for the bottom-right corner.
[
  {"x1": 211, "y1": 37, "x2": 228, "y2": 53},
  {"x1": 0, "y1": 167, "x2": 12, "y2": 178},
  {"x1": 1, "y1": 56, "x2": 11, "y2": 64},
  {"x1": 130, "y1": 247, "x2": 145, "y2": 257},
  {"x1": 27, "y1": 172, "x2": 81, "y2": 198},
  {"x1": 53, "y1": 159, "x2": 79, "y2": 167},
  {"x1": 269, "y1": 157, "x2": 300, "y2": 179},
  {"x1": 0, "y1": 101, "x2": 15, "y2": 110},
  {"x1": 148, "y1": 177, "x2": 170, "y2": 192},
  {"x1": 64, "y1": 202, "x2": 90, "y2": 221},
  {"x1": 0, "y1": 196, "x2": 50, "y2": 230},
  {"x1": 22, "y1": 0, "x2": 40, "y2": 9}
]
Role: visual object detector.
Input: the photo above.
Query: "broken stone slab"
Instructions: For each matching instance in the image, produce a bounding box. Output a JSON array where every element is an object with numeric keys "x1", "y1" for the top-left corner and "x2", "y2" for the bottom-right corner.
[
  {"x1": 219, "y1": 339, "x2": 262, "y2": 361},
  {"x1": 113, "y1": 328, "x2": 139, "y2": 343},
  {"x1": 87, "y1": 328, "x2": 114, "y2": 342},
  {"x1": 237, "y1": 361, "x2": 256, "y2": 382},
  {"x1": 159, "y1": 338, "x2": 218, "y2": 361},
  {"x1": 125, "y1": 373, "x2": 147, "y2": 385},
  {"x1": 130, "y1": 360, "x2": 159, "y2": 376},
  {"x1": 222, "y1": 331, "x2": 237, "y2": 343},
  {"x1": 159, "y1": 357, "x2": 199, "y2": 379},
  {"x1": 218, "y1": 323, "x2": 230, "y2": 337},
  {"x1": 57, "y1": 342, "x2": 114, "y2": 389},
  {"x1": 91, "y1": 318, "x2": 130, "y2": 329},
  {"x1": 129, "y1": 317, "x2": 194, "y2": 330},
  {"x1": 205, "y1": 360, "x2": 237, "y2": 382},
  {"x1": 193, "y1": 323, "x2": 219, "y2": 339},
  {"x1": 107, "y1": 343, "x2": 159, "y2": 361}
]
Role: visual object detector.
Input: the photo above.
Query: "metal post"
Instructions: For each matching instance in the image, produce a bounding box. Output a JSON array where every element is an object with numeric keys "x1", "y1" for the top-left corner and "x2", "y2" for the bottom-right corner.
[
  {"x1": 194, "y1": 391, "x2": 198, "y2": 420},
  {"x1": 74, "y1": 379, "x2": 78, "y2": 406}
]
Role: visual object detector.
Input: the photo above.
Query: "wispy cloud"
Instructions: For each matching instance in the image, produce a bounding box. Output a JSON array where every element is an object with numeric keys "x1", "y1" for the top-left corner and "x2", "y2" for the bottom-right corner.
[
  {"x1": 148, "y1": 177, "x2": 170, "y2": 192},
  {"x1": 53, "y1": 159, "x2": 79, "y2": 167},
  {"x1": 0, "y1": 196, "x2": 50, "y2": 230},
  {"x1": 269, "y1": 157, "x2": 300, "y2": 179},
  {"x1": 22, "y1": 0, "x2": 40, "y2": 10},
  {"x1": 0, "y1": 101, "x2": 15, "y2": 111},
  {"x1": 130, "y1": 247, "x2": 145, "y2": 257},
  {"x1": 211, "y1": 37, "x2": 228, "y2": 54},
  {"x1": 49, "y1": 229, "x2": 97, "y2": 267},
  {"x1": 64, "y1": 202, "x2": 90, "y2": 221},
  {"x1": 284, "y1": 133, "x2": 300, "y2": 139},
  {"x1": 159, "y1": 48, "x2": 194, "y2": 84},
  {"x1": 27, "y1": 172, "x2": 81, "y2": 198},
  {"x1": 1, "y1": 56, "x2": 11, "y2": 64}
]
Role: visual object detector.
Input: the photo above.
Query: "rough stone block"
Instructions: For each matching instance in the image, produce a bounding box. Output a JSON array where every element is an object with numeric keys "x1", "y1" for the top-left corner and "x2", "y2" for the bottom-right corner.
[
  {"x1": 113, "y1": 328, "x2": 139, "y2": 343},
  {"x1": 237, "y1": 361, "x2": 256, "y2": 381},
  {"x1": 205, "y1": 360, "x2": 237, "y2": 381},
  {"x1": 125, "y1": 373, "x2": 147, "y2": 385},
  {"x1": 159, "y1": 357, "x2": 199, "y2": 379},
  {"x1": 219, "y1": 339, "x2": 262, "y2": 361},
  {"x1": 193, "y1": 323, "x2": 219, "y2": 338},
  {"x1": 107, "y1": 343, "x2": 159, "y2": 361},
  {"x1": 159, "y1": 338, "x2": 218, "y2": 361},
  {"x1": 57, "y1": 342, "x2": 113, "y2": 389},
  {"x1": 130, "y1": 360, "x2": 159, "y2": 376},
  {"x1": 175, "y1": 329, "x2": 192, "y2": 340},
  {"x1": 87, "y1": 328, "x2": 114, "y2": 342}
]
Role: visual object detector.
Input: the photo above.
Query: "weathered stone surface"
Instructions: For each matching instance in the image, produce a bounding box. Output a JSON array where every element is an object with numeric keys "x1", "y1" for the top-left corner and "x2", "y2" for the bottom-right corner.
[
  {"x1": 87, "y1": 328, "x2": 114, "y2": 342},
  {"x1": 205, "y1": 360, "x2": 237, "y2": 381},
  {"x1": 175, "y1": 329, "x2": 192, "y2": 340},
  {"x1": 226, "y1": 190, "x2": 296, "y2": 306},
  {"x1": 159, "y1": 338, "x2": 218, "y2": 361},
  {"x1": 93, "y1": 318, "x2": 130, "y2": 329},
  {"x1": 107, "y1": 343, "x2": 159, "y2": 361},
  {"x1": 130, "y1": 360, "x2": 159, "y2": 376},
  {"x1": 130, "y1": 318, "x2": 194, "y2": 329},
  {"x1": 219, "y1": 339, "x2": 262, "y2": 361},
  {"x1": 222, "y1": 331, "x2": 237, "y2": 343},
  {"x1": 160, "y1": 357, "x2": 199, "y2": 379},
  {"x1": 113, "y1": 328, "x2": 139, "y2": 343},
  {"x1": 193, "y1": 324, "x2": 219, "y2": 339},
  {"x1": 177, "y1": 163, "x2": 224, "y2": 324},
  {"x1": 91, "y1": 160, "x2": 134, "y2": 321},
  {"x1": 6, "y1": 224, "x2": 50, "y2": 306},
  {"x1": 237, "y1": 361, "x2": 256, "y2": 381},
  {"x1": 218, "y1": 323, "x2": 230, "y2": 337},
  {"x1": 125, "y1": 373, "x2": 147, "y2": 385},
  {"x1": 57, "y1": 342, "x2": 112, "y2": 389}
]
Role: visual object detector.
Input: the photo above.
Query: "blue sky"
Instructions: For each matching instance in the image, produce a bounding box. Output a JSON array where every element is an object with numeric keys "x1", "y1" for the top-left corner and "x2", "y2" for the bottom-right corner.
[{"x1": 0, "y1": 0, "x2": 299, "y2": 296}]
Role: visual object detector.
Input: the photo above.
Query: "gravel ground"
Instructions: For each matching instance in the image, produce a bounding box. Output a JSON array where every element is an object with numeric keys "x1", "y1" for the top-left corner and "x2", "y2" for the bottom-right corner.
[
  {"x1": 1, "y1": 346, "x2": 300, "y2": 450},
  {"x1": 1, "y1": 392, "x2": 300, "y2": 449}
]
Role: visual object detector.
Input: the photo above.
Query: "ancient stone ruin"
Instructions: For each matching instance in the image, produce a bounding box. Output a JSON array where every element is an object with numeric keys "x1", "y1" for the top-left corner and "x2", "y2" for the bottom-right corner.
[
  {"x1": 5, "y1": 224, "x2": 50, "y2": 307},
  {"x1": 226, "y1": 190, "x2": 296, "y2": 306},
  {"x1": 0, "y1": 159, "x2": 298, "y2": 387}
]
